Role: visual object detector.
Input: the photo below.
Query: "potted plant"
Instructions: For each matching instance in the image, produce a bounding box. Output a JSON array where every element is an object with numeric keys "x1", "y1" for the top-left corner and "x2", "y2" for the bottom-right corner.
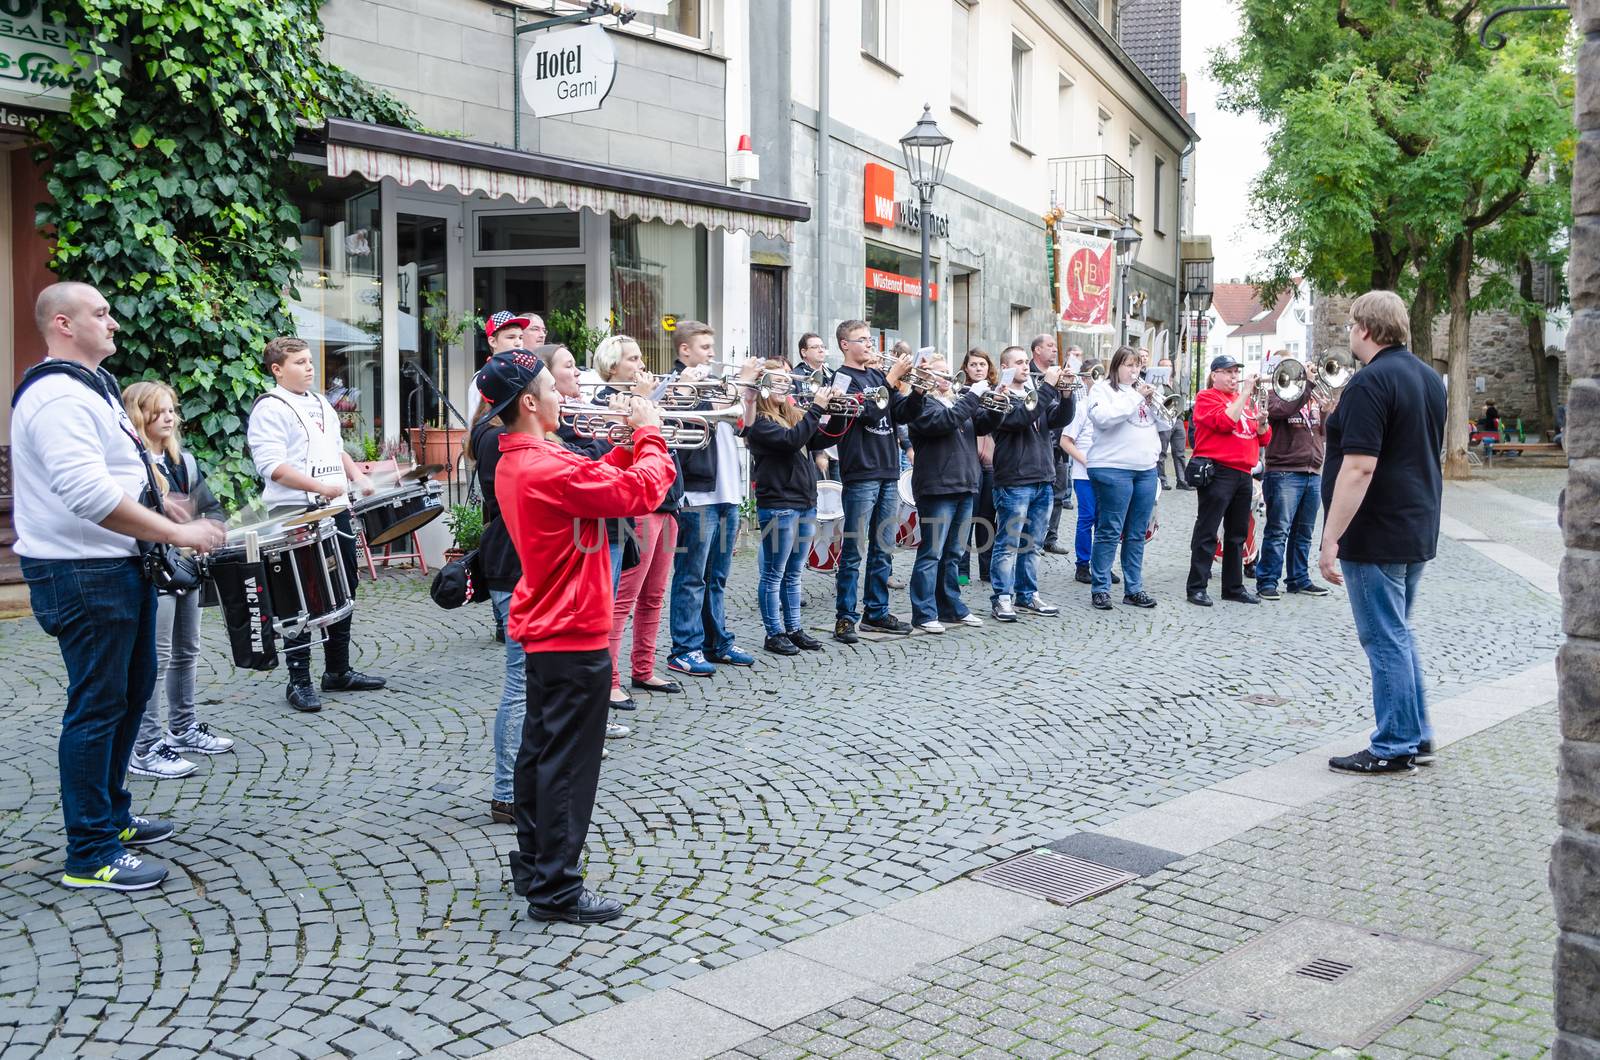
[
  {"x1": 407, "y1": 290, "x2": 479, "y2": 479},
  {"x1": 442, "y1": 503, "x2": 484, "y2": 565},
  {"x1": 546, "y1": 303, "x2": 618, "y2": 366}
]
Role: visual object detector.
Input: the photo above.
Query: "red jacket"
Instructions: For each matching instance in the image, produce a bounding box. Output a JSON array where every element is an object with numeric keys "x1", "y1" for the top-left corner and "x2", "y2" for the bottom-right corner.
[
  {"x1": 1192, "y1": 387, "x2": 1272, "y2": 472},
  {"x1": 498, "y1": 428, "x2": 676, "y2": 652}
]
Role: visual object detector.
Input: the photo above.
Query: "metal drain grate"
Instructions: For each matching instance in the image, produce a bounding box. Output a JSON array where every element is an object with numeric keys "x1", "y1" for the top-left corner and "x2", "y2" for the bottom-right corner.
[
  {"x1": 973, "y1": 849, "x2": 1136, "y2": 905},
  {"x1": 1240, "y1": 693, "x2": 1290, "y2": 706},
  {"x1": 1295, "y1": 957, "x2": 1355, "y2": 982}
]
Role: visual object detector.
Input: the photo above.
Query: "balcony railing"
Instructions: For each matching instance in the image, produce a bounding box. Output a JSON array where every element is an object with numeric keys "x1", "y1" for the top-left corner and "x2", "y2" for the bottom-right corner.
[{"x1": 1049, "y1": 154, "x2": 1135, "y2": 227}]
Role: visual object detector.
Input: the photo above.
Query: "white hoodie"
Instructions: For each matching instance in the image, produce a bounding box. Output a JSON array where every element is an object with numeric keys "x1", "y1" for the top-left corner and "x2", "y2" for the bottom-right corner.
[{"x1": 1085, "y1": 381, "x2": 1162, "y2": 471}]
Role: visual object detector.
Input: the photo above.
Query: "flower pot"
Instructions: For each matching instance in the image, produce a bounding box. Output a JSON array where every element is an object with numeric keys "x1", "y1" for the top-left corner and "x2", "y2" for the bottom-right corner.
[
  {"x1": 407, "y1": 427, "x2": 467, "y2": 481},
  {"x1": 443, "y1": 547, "x2": 465, "y2": 565}
]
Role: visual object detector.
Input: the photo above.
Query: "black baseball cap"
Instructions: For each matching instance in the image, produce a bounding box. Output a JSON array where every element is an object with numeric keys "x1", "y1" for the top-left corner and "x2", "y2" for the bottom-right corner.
[
  {"x1": 1209, "y1": 354, "x2": 1243, "y2": 372},
  {"x1": 477, "y1": 349, "x2": 545, "y2": 423}
]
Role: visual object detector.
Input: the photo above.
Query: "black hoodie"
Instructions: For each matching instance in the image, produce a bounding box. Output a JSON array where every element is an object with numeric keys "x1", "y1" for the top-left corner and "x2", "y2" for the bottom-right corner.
[
  {"x1": 991, "y1": 383, "x2": 1075, "y2": 488},
  {"x1": 832, "y1": 365, "x2": 924, "y2": 483},
  {"x1": 742, "y1": 406, "x2": 830, "y2": 509},
  {"x1": 906, "y1": 390, "x2": 999, "y2": 498}
]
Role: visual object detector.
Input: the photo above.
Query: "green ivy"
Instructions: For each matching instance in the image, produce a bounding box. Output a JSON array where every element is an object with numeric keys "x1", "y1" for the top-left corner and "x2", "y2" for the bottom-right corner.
[{"x1": 35, "y1": 0, "x2": 414, "y2": 510}]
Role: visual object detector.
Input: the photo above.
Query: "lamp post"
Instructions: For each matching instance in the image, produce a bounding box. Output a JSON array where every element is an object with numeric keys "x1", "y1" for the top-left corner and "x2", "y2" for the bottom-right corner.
[
  {"x1": 899, "y1": 104, "x2": 953, "y2": 348},
  {"x1": 1181, "y1": 253, "x2": 1214, "y2": 397},
  {"x1": 1113, "y1": 217, "x2": 1142, "y2": 347}
]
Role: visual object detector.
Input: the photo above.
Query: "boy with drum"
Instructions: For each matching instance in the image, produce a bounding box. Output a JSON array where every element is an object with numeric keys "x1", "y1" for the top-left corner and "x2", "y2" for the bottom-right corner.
[{"x1": 247, "y1": 336, "x2": 386, "y2": 713}]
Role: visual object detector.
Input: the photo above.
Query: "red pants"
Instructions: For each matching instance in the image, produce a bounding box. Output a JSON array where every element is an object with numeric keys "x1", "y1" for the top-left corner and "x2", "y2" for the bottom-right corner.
[{"x1": 609, "y1": 512, "x2": 677, "y2": 690}]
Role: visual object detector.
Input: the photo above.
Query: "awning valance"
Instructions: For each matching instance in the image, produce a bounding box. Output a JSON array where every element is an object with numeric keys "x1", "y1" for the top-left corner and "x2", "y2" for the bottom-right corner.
[{"x1": 323, "y1": 118, "x2": 809, "y2": 242}]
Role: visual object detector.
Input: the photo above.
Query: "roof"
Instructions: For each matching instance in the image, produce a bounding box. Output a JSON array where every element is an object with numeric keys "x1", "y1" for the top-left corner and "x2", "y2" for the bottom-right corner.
[
  {"x1": 1048, "y1": 0, "x2": 1198, "y2": 146},
  {"x1": 1117, "y1": 0, "x2": 1182, "y2": 106},
  {"x1": 1227, "y1": 287, "x2": 1295, "y2": 339},
  {"x1": 1211, "y1": 283, "x2": 1268, "y2": 327}
]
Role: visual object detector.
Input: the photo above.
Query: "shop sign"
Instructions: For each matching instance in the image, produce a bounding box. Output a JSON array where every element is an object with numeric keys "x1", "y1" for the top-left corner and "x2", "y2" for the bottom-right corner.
[
  {"x1": 862, "y1": 161, "x2": 951, "y2": 238},
  {"x1": 521, "y1": 24, "x2": 617, "y2": 118},
  {"x1": 0, "y1": 100, "x2": 48, "y2": 133},
  {"x1": 865, "y1": 266, "x2": 938, "y2": 302},
  {"x1": 0, "y1": 0, "x2": 97, "y2": 112},
  {"x1": 1056, "y1": 229, "x2": 1114, "y2": 333}
]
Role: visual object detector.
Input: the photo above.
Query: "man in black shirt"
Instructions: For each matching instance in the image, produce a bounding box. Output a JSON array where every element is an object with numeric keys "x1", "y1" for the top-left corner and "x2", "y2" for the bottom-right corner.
[
  {"x1": 830, "y1": 320, "x2": 919, "y2": 643},
  {"x1": 989, "y1": 346, "x2": 1074, "y2": 622},
  {"x1": 1320, "y1": 290, "x2": 1447, "y2": 776}
]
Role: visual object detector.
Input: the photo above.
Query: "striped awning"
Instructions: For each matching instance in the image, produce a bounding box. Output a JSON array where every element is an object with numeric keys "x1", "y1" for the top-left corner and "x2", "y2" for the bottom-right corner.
[{"x1": 323, "y1": 119, "x2": 809, "y2": 242}]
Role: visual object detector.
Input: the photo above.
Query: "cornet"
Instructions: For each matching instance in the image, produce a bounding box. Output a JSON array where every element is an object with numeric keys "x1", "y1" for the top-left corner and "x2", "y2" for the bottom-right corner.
[
  {"x1": 656, "y1": 376, "x2": 739, "y2": 410},
  {"x1": 561, "y1": 402, "x2": 743, "y2": 450},
  {"x1": 907, "y1": 363, "x2": 955, "y2": 394}
]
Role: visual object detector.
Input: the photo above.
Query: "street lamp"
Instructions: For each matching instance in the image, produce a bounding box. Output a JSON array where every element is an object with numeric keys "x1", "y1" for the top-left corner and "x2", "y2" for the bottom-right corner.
[
  {"x1": 1113, "y1": 217, "x2": 1142, "y2": 346},
  {"x1": 899, "y1": 104, "x2": 953, "y2": 348},
  {"x1": 1182, "y1": 253, "x2": 1214, "y2": 394}
]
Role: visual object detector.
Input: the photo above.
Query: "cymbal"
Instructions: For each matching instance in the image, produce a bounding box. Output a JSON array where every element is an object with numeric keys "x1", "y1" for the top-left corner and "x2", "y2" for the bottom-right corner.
[
  {"x1": 400, "y1": 464, "x2": 446, "y2": 482},
  {"x1": 283, "y1": 506, "x2": 343, "y2": 527}
]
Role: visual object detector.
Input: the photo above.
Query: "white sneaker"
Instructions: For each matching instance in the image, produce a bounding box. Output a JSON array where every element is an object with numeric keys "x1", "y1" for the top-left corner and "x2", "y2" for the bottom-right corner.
[
  {"x1": 166, "y1": 723, "x2": 234, "y2": 755},
  {"x1": 128, "y1": 743, "x2": 196, "y2": 779},
  {"x1": 992, "y1": 595, "x2": 1018, "y2": 622},
  {"x1": 917, "y1": 620, "x2": 946, "y2": 634},
  {"x1": 606, "y1": 722, "x2": 630, "y2": 739},
  {"x1": 959, "y1": 613, "x2": 984, "y2": 627}
]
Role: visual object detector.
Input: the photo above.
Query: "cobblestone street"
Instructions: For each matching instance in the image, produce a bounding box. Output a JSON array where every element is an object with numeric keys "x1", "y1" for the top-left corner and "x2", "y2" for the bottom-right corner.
[{"x1": 0, "y1": 470, "x2": 1565, "y2": 1059}]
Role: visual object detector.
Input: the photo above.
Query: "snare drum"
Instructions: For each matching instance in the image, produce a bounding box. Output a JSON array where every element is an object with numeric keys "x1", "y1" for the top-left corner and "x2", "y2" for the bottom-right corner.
[
  {"x1": 203, "y1": 516, "x2": 354, "y2": 670},
  {"x1": 351, "y1": 480, "x2": 444, "y2": 548},
  {"x1": 894, "y1": 469, "x2": 920, "y2": 549},
  {"x1": 807, "y1": 481, "x2": 845, "y2": 575}
]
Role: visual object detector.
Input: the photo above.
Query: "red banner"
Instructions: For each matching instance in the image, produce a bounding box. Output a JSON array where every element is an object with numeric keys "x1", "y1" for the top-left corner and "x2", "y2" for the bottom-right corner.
[
  {"x1": 865, "y1": 267, "x2": 939, "y2": 301},
  {"x1": 1056, "y1": 230, "x2": 1114, "y2": 332}
]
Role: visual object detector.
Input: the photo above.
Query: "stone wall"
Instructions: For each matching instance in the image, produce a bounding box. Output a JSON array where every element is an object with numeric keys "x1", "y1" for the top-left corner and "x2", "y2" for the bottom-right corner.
[
  {"x1": 1557, "y1": 0, "x2": 1600, "y2": 1053},
  {"x1": 1312, "y1": 291, "x2": 1569, "y2": 433}
]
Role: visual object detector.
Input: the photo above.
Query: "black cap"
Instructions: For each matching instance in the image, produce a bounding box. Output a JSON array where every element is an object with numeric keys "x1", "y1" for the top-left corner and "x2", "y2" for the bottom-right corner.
[
  {"x1": 477, "y1": 349, "x2": 545, "y2": 424},
  {"x1": 1209, "y1": 354, "x2": 1242, "y2": 372}
]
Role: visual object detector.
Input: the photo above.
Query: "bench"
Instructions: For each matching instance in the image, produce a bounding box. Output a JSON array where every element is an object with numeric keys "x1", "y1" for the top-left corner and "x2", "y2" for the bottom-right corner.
[{"x1": 1485, "y1": 441, "x2": 1566, "y2": 466}]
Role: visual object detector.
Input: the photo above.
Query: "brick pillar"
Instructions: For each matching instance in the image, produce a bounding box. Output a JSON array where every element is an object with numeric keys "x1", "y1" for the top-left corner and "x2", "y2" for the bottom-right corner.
[{"x1": 1558, "y1": 1, "x2": 1600, "y2": 1054}]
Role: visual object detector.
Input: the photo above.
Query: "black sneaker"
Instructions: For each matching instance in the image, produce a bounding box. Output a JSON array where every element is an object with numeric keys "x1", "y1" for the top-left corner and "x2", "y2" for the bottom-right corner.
[
  {"x1": 1075, "y1": 564, "x2": 1092, "y2": 584},
  {"x1": 833, "y1": 618, "x2": 859, "y2": 644},
  {"x1": 490, "y1": 799, "x2": 513, "y2": 824},
  {"x1": 1122, "y1": 591, "x2": 1157, "y2": 609},
  {"x1": 61, "y1": 851, "x2": 167, "y2": 891},
  {"x1": 861, "y1": 614, "x2": 911, "y2": 635},
  {"x1": 786, "y1": 629, "x2": 825, "y2": 651},
  {"x1": 322, "y1": 669, "x2": 386, "y2": 692},
  {"x1": 1257, "y1": 586, "x2": 1282, "y2": 601},
  {"x1": 1328, "y1": 749, "x2": 1417, "y2": 775},
  {"x1": 1221, "y1": 588, "x2": 1261, "y2": 605},
  {"x1": 1044, "y1": 542, "x2": 1072, "y2": 555},
  {"x1": 1290, "y1": 583, "x2": 1331, "y2": 597},
  {"x1": 528, "y1": 888, "x2": 625, "y2": 925},
  {"x1": 119, "y1": 816, "x2": 177, "y2": 846},
  {"x1": 1091, "y1": 592, "x2": 1113, "y2": 611},
  {"x1": 764, "y1": 633, "x2": 801, "y2": 656},
  {"x1": 1015, "y1": 596, "x2": 1060, "y2": 616},
  {"x1": 286, "y1": 682, "x2": 322, "y2": 713},
  {"x1": 1111, "y1": 570, "x2": 1122, "y2": 585},
  {"x1": 1414, "y1": 740, "x2": 1436, "y2": 766}
]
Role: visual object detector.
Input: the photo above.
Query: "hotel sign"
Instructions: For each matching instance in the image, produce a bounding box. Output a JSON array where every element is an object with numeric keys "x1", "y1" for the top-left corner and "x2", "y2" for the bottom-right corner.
[
  {"x1": 0, "y1": 0, "x2": 96, "y2": 112},
  {"x1": 520, "y1": 24, "x2": 617, "y2": 118}
]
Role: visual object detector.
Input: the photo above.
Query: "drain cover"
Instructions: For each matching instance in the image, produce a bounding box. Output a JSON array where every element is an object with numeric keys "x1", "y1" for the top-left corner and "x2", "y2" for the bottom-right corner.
[
  {"x1": 1240, "y1": 693, "x2": 1290, "y2": 706},
  {"x1": 972, "y1": 849, "x2": 1136, "y2": 905},
  {"x1": 1165, "y1": 917, "x2": 1485, "y2": 1047}
]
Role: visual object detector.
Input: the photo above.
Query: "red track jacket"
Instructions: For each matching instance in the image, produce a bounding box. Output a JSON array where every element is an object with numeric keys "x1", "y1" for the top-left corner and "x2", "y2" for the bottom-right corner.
[{"x1": 1192, "y1": 387, "x2": 1272, "y2": 473}]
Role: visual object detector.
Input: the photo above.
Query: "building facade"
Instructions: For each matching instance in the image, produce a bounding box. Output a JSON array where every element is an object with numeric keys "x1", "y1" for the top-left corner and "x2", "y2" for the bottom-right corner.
[{"x1": 1202, "y1": 280, "x2": 1312, "y2": 376}]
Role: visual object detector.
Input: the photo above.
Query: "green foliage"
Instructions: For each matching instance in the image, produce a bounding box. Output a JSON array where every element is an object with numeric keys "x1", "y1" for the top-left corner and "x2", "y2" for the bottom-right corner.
[
  {"x1": 546, "y1": 303, "x2": 618, "y2": 365},
  {"x1": 34, "y1": 0, "x2": 414, "y2": 510},
  {"x1": 444, "y1": 503, "x2": 484, "y2": 551}
]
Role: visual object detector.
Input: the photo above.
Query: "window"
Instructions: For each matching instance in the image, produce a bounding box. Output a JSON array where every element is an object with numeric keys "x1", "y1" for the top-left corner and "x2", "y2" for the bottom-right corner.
[
  {"x1": 1057, "y1": 73, "x2": 1074, "y2": 152},
  {"x1": 1128, "y1": 132, "x2": 1140, "y2": 165},
  {"x1": 1010, "y1": 34, "x2": 1032, "y2": 145},
  {"x1": 634, "y1": 0, "x2": 700, "y2": 39},
  {"x1": 611, "y1": 219, "x2": 709, "y2": 374},
  {"x1": 477, "y1": 210, "x2": 581, "y2": 253},
  {"x1": 1154, "y1": 156, "x2": 1164, "y2": 234},
  {"x1": 951, "y1": 0, "x2": 974, "y2": 113},
  {"x1": 1096, "y1": 107, "x2": 1110, "y2": 156},
  {"x1": 863, "y1": 0, "x2": 894, "y2": 65},
  {"x1": 545, "y1": 1, "x2": 705, "y2": 45},
  {"x1": 866, "y1": 242, "x2": 940, "y2": 349},
  {"x1": 1010, "y1": 305, "x2": 1028, "y2": 346}
]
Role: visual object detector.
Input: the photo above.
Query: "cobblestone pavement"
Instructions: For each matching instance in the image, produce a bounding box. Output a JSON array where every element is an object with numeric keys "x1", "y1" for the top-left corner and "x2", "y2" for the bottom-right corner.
[
  {"x1": 0, "y1": 477, "x2": 1564, "y2": 1058},
  {"x1": 723, "y1": 703, "x2": 1559, "y2": 1060}
]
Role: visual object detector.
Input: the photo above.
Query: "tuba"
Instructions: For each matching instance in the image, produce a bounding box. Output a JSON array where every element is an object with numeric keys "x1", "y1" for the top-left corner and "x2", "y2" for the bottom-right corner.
[{"x1": 1272, "y1": 350, "x2": 1357, "y2": 405}]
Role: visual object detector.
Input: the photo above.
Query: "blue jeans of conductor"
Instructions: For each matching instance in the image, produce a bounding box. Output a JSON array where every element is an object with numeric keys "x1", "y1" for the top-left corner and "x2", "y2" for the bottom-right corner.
[
  {"x1": 990, "y1": 482, "x2": 1052, "y2": 604},
  {"x1": 670, "y1": 503, "x2": 738, "y2": 658},
  {"x1": 756, "y1": 507, "x2": 816, "y2": 636},
  {"x1": 837, "y1": 478, "x2": 899, "y2": 624},
  {"x1": 490, "y1": 590, "x2": 527, "y2": 803},
  {"x1": 1257, "y1": 470, "x2": 1320, "y2": 593},
  {"x1": 910, "y1": 492, "x2": 974, "y2": 624},
  {"x1": 1342, "y1": 560, "x2": 1434, "y2": 760}
]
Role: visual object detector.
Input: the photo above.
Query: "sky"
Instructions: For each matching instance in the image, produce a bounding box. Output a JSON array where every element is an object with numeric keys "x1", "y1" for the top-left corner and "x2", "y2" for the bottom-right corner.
[{"x1": 1183, "y1": 0, "x2": 1273, "y2": 284}]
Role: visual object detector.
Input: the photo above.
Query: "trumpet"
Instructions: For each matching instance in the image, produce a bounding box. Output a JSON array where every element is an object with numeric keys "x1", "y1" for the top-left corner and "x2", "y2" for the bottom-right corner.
[
  {"x1": 1087, "y1": 363, "x2": 1107, "y2": 385},
  {"x1": 907, "y1": 363, "x2": 955, "y2": 394},
  {"x1": 1271, "y1": 351, "x2": 1357, "y2": 405},
  {"x1": 561, "y1": 402, "x2": 743, "y2": 450},
  {"x1": 793, "y1": 378, "x2": 888, "y2": 417},
  {"x1": 656, "y1": 376, "x2": 739, "y2": 410},
  {"x1": 952, "y1": 380, "x2": 1033, "y2": 413},
  {"x1": 728, "y1": 370, "x2": 799, "y2": 400}
]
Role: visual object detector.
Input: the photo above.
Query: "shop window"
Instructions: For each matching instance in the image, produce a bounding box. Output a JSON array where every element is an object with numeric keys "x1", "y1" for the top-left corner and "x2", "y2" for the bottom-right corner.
[
  {"x1": 287, "y1": 173, "x2": 383, "y2": 450},
  {"x1": 472, "y1": 263, "x2": 586, "y2": 369},
  {"x1": 866, "y1": 243, "x2": 939, "y2": 350},
  {"x1": 611, "y1": 218, "x2": 709, "y2": 374},
  {"x1": 477, "y1": 210, "x2": 581, "y2": 253}
]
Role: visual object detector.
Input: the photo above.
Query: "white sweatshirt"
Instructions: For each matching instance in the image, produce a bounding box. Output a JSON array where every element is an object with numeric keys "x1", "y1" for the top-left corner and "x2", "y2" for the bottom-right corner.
[
  {"x1": 13, "y1": 369, "x2": 145, "y2": 560},
  {"x1": 1064, "y1": 400, "x2": 1096, "y2": 481},
  {"x1": 247, "y1": 387, "x2": 350, "y2": 511},
  {"x1": 1085, "y1": 382, "x2": 1162, "y2": 472}
]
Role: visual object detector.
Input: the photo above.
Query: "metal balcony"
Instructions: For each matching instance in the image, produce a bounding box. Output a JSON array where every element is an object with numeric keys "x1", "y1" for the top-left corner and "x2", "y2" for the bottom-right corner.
[{"x1": 1049, "y1": 154, "x2": 1135, "y2": 227}]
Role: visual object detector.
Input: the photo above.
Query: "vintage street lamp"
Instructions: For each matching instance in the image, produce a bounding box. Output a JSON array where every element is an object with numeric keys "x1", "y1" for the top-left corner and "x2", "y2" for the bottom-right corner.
[{"x1": 900, "y1": 104, "x2": 954, "y2": 347}]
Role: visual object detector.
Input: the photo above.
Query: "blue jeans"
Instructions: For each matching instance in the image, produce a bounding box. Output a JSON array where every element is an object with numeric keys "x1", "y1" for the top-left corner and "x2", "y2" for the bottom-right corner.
[
  {"x1": 1257, "y1": 470, "x2": 1320, "y2": 592},
  {"x1": 1072, "y1": 478, "x2": 1097, "y2": 565},
  {"x1": 490, "y1": 590, "x2": 527, "y2": 803},
  {"x1": 910, "y1": 493, "x2": 974, "y2": 624},
  {"x1": 1343, "y1": 560, "x2": 1434, "y2": 759},
  {"x1": 757, "y1": 507, "x2": 816, "y2": 636},
  {"x1": 610, "y1": 540, "x2": 624, "y2": 590},
  {"x1": 991, "y1": 482, "x2": 1052, "y2": 604},
  {"x1": 21, "y1": 556, "x2": 157, "y2": 873},
  {"x1": 670, "y1": 503, "x2": 738, "y2": 657},
  {"x1": 837, "y1": 478, "x2": 899, "y2": 623},
  {"x1": 1088, "y1": 467, "x2": 1159, "y2": 595}
]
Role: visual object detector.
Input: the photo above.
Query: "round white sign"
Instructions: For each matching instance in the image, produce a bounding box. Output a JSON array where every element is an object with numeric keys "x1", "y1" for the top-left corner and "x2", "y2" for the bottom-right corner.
[{"x1": 521, "y1": 24, "x2": 618, "y2": 119}]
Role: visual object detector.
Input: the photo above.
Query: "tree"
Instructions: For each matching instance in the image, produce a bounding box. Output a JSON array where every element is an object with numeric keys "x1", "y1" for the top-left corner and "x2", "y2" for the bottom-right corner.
[
  {"x1": 35, "y1": 0, "x2": 413, "y2": 507},
  {"x1": 1213, "y1": 0, "x2": 1572, "y2": 477}
]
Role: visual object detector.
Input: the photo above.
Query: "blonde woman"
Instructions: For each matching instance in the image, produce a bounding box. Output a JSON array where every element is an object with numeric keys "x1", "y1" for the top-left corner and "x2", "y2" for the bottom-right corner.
[
  {"x1": 122, "y1": 382, "x2": 234, "y2": 779},
  {"x1": 592, "y1": 335, "x2": 685, "y2": 708}
]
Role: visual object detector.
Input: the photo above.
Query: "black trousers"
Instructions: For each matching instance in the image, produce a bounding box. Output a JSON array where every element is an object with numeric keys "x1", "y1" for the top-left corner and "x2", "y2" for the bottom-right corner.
[
  {"x1": 509, "y1": 648, "x2": 611, "y2": 911},
  {"x1": 284, "y1": 509, "x2": 359, "y2": 682},
  {"x1": 1044, "y1": 451, "x2": 1072, "y2": 544},
  {"x1": 1188, "y1": 465, "x2": 1253, "y2": 594}
]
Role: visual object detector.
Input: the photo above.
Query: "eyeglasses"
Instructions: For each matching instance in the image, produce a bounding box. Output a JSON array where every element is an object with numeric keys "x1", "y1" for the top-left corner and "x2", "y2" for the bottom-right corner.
[{"x1": 845, "y1": 337, "x2": 870, "y2": 346}]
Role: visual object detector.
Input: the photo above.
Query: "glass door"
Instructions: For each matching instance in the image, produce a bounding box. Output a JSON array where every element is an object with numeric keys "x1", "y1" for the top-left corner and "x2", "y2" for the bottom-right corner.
[{"x1": 395, "y1": 210, "x2": 457, "y2": 437}]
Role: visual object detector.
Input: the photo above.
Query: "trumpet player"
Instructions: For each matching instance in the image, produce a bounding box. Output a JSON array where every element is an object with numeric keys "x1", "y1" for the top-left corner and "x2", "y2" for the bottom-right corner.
[
  {"x1": 830, "y1": 320, "x2": 921, "y2": 644},
  {"x1": 1186, "y1": 355, "x2": 1271, "y2": 607},
  {"x1": 1030, "y1": 335, "x2": 1075, "y2": 555},
  {"x1": 1084, "y1": 348, "x2": 1161, "y2": 610},
  {"x1": 1256, "y1": 351, "x2": 1331, "y2": 602}
]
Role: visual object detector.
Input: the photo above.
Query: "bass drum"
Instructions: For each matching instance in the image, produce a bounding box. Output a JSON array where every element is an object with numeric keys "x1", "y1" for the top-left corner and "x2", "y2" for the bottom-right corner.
[
  {"x1": 807, "y1": 480, "x2": 845, "y2": 575},
  {"x1": 895, "y1": 469, "x2": 920, "y2": 549}
]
